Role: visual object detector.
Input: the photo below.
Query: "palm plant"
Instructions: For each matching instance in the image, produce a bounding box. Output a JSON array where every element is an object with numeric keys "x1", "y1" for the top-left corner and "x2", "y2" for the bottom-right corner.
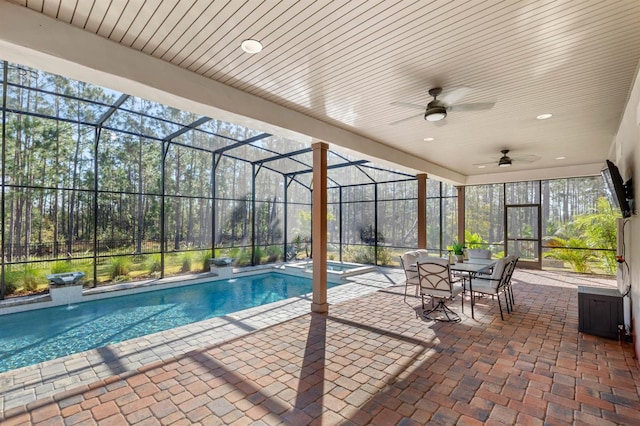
[
  {"x1": 544, "y1": 237, "x2": 594, "y2": 273},
  {"x1": 572, "y1": 197, "x2": 618, "y2": 274}
]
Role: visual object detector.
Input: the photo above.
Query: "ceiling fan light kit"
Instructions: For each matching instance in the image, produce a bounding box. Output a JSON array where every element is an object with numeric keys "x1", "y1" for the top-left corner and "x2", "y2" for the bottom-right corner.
[
  {"x1": 498, "y1": 149, "x2": 512, "y2": 167},
  {"x1": 424, "y1": 87, "x2": 447, "y2": 121},
  {"x1": 425, "y1": 106, "x2": 447, "y2": 121}
]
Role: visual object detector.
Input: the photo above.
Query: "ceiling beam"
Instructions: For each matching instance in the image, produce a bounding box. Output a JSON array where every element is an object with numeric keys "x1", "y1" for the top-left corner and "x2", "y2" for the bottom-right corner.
[{"x1": 464, "y1": 163, "x2": 603, "y2": 186}]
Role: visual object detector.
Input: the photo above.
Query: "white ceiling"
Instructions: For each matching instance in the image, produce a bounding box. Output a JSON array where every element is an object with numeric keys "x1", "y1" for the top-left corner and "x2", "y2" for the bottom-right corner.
[{"x1": 4, "y1": 0, "x2": 640, "y2": 184}]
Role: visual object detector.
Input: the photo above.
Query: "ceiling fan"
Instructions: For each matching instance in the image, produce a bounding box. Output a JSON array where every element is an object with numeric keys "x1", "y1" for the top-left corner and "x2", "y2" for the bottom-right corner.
[
  {"x1": 473, "y1": 149, "x2": 540, "y2": 168},
  {"x1": 390, "y1": 87, "x2": 495, "y2": 125}
]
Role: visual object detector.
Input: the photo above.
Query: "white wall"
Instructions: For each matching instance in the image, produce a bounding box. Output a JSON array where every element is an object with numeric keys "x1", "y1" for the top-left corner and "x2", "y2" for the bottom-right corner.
[{"x1": 612, "y1": 61, "x2": 640, "y2": 358}]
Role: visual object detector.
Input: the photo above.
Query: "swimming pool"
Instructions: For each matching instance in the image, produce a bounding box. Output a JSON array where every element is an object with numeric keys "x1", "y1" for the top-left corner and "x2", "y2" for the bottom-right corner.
[{"x1": 0, "y1": 272, "x2": 340, "y2": 373}]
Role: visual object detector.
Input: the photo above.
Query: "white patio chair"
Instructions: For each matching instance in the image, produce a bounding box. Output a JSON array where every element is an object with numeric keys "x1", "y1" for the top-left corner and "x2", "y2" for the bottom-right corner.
[
  {"x1": 417, "y1": 258, "x2": 464, "y2": 323},
  {"x1": 467, "y1": 248, "x2": 492, "y2": 260},
  {"x1": 400, "y1": 250, "x2": 430, "y2": 301},
  {"x1": 466, "y1": 256, "x2": 510, "y2": 320}
]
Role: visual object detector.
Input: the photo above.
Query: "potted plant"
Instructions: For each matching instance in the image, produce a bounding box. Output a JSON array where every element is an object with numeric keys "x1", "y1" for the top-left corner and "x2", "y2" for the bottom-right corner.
[{"x1": 451, "y1": 241, "x2": 465, "y2": 263}]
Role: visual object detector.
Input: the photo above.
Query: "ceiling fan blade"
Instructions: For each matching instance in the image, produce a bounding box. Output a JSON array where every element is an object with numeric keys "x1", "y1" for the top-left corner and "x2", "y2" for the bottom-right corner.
[
  {"x1": 512, "y1": 154, "x2": 540, "y2": 163},
  {"x1": 389, "y1": 113, "x2": 423, "y2": 126},
  {"x1": 448, "y1": 102, "x2": 495, "y2": 112},
  {"x1": 439, "y1": 86, "x2": 474, "y2": 105},
  {"x1": 390, "y1": 101, "x2": 425, "y2": 111},
  {"x1": 472, "y1": 160, "x2": 498, "y2": 166}
]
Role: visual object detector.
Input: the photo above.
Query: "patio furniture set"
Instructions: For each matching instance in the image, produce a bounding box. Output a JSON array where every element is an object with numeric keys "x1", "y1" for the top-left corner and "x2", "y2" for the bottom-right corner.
[{"x1": 400, "y1": 249, "x2": 518, "y2": 322}]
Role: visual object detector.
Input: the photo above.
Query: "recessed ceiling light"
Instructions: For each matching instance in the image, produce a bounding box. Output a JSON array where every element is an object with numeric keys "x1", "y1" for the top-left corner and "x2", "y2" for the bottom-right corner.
[
  {"x1": 536, "y1": 113, "x2": 553, "y2": 120},
  {"x1": 423, "y1": 137, "x2": 434, "y2": 142},
  {"x1": 477, "y1": 165, "x2": 486, "y2": 169},
  {"x1": 241, "y1": 39, "x2": 263, "y2": 54},
  {"x1": 555, "y1": 156, "x2": 566, "y2": 160}
]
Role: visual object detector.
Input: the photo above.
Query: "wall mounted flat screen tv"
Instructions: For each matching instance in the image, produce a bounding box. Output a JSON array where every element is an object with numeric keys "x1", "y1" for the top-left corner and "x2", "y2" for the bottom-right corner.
[{"x1": 602, "y1": 160, "x2": 633, "y2": 218}]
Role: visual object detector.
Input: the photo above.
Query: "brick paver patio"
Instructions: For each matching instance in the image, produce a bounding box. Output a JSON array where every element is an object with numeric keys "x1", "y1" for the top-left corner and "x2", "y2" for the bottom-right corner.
[{"x1": 1, "y1": 268, "x2": 639, "y2": 425}]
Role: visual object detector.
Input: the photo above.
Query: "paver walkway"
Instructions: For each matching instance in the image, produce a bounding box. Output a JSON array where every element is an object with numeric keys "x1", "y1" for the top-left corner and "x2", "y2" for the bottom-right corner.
[{"x1": 1, "y1": 268, "x2": 639, "y2": 425}]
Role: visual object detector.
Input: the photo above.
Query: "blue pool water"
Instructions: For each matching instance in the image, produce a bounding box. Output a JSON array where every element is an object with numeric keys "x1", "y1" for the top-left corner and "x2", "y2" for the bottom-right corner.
[
  {"x1": 306, "y1": 262, "x2": 363, "y2": 272},
  {"x1": 328, "y1": 263, "x2": 362, "y2": 272},
  {"x1": 0, "y1": 273, "x2": 339, "y2": 373}
]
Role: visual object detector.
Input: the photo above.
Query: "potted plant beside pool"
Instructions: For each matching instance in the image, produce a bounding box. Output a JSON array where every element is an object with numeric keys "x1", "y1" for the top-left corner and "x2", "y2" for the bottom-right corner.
[{"x1": 451, "y1": 241, "x2": 465, "y2": 263}]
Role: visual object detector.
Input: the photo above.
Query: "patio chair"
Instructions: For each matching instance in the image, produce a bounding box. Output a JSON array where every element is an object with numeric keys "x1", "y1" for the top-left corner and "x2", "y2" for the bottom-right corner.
[
  {"x1": 417, "y1": 258, "x2": 464, "y2": 323},
  {"x1": 466, "y1": 256, "x2": 510, "y2": 320},
  {"x1": 400, "y1": 250, "x2": 430, "y2": 301},
  {"x1": 467, "y1": 248, "x2": 492, "y2": 259},
  {"x1": 503, "y1": 255, "x2": 518, "y2": 310},
  {"x1": 457, "y1": 249, "x2": 492, "y2": 286}
]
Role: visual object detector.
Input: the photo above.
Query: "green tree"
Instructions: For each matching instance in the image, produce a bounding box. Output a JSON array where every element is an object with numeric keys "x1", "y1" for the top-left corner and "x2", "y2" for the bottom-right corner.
[{"x1": 464, "y1": 230, "x2": 487, "y2": 249}]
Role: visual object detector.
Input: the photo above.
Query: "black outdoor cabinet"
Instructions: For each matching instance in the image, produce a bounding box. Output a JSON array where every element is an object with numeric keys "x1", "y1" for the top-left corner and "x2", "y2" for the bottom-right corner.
[{"x1": 578, "y1": 286, "x2": 624, "y2": 340}]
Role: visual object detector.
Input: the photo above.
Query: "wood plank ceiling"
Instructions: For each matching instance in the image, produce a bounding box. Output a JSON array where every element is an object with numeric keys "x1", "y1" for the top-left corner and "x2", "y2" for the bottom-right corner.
[{"x1": 13, "y1": 0, "x2": 640, "y2": 179}]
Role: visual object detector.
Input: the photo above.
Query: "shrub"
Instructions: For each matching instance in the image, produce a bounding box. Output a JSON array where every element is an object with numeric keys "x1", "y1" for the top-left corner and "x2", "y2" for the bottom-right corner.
[
  {"x1": 343, "y1": 245, "x2": 392, "y2": 266},
  {"x1": 233, "y1": 249, "x2": 251, "y2": 266},
  {"x1": 111, "y1": 275, "x2": 130, "y2": 283},
  {"x1": 265, "y1": 245, "x2": 282, "y2": 262},
  {"x1": 252, "y1": 247, "x2": 264, "y2": 265},
  {"x1": 3, "y1": 280, "x2": 18, "y2": 295},
  {"x1": 108, "y1": 257, "x2": 131, "y2": 279},
  {"x1": 198, "y1": 250, "x2": 212, "y2": 272},
  {"x1": 290, "y1": 234, "x2": 310, "y2": 259},
  {"x1": 180, "y1": 252, "x2": 194, "y2": 272},
  {"x1": 3, "y1": 266, "x2": 44, "y2": 293},
  {"x1": 146, "y1": 254, "x2": 162, "y2": 273},
  {"x1": 376, "y1": 246, "x2": 393, "y2": 266},
  {"x1": 50, "y1": 261, "x2": 74, "y2": 274},
  {"x1": 343, "y1": 245, "x2": 374, "y2": 264},
  {"x1": 21, "y1": 266, "x2": 42, "y2": 292},
  {"x1": 3, "y1": 269, "x2": 20, "y2": 295}
]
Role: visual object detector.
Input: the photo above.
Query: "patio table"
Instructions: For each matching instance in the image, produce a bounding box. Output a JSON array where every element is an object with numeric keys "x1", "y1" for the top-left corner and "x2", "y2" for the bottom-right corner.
[
  {"x1": 449, "y1": 259, "x2": 496, "y2": 319},
  {"x1": 411, "y1": 258, "x2": 496, "y2": 320}
]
